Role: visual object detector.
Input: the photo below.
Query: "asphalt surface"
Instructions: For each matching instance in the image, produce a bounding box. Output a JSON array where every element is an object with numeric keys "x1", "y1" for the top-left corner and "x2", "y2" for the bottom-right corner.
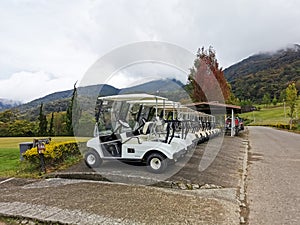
[
  {"x1": 0, "y1": 134, "x2": 248, "y2": 224},
  {"x1": 61, "y1": 135, "x2": 245, "y2": 188},
  {"x1": 247, "y1": 126, "x2": 300, "y2": 225}
]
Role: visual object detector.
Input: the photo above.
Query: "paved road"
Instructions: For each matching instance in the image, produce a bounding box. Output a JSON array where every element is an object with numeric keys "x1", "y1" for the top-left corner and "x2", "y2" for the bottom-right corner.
[{"x1": 247, "y1": 126, "x2": 300, "y2": 225}]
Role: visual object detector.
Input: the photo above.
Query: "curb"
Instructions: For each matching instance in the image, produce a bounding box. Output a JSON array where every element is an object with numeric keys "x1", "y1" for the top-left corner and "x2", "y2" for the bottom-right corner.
[{"x1": 239, "y1": 138, "x2": 249, "y2": 224}]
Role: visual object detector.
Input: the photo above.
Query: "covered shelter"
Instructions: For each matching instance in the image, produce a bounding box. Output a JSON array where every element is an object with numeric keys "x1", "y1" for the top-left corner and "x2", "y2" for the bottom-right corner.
[
  {"x1": 185, "y1": 102, "x2": 241, "y2": 136},
  {"x1": 185, "y1": 102, "x2": 241, "y2": 114}
]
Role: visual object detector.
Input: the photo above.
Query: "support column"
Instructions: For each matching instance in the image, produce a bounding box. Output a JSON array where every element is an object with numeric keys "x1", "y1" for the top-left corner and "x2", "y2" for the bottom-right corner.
[{"x1": 231, "y1": 109, "x2": 235, "y2": 137}]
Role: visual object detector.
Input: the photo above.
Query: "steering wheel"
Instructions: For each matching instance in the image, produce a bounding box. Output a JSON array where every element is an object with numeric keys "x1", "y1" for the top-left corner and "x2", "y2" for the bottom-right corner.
[
  {"x1": 112, "y1": 119, "x2": 130, "y2": 133},
  {"x1": 118, "y1": 119, "x2": 130, "y2": 129}
]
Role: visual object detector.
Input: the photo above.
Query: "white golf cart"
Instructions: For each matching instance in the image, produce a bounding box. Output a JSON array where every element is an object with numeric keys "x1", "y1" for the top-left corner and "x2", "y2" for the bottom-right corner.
[{"x1": 84, "y1": 93, "x2": 187, "y2": 173}]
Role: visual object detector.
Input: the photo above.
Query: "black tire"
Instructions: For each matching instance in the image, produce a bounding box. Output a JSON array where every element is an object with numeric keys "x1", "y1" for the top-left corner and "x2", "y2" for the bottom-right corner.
[
  {"x1": 146, "y1": 153, "x2": 168, "y2": 174},
  {"x1": 84, "y1": 149, "x2": 102, "y2": 168}
]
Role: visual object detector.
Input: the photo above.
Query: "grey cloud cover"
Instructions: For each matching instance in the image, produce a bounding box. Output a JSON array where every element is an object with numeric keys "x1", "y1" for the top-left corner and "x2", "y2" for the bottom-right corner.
[{"x1": 0, "y1": 0, "x2": 299, "y2": 102}]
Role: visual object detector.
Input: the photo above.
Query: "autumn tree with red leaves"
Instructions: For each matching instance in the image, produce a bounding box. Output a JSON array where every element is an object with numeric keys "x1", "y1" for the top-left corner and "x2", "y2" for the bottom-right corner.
[{"x1": 187, "y1": 46, "x2": 234, "y2": 103}]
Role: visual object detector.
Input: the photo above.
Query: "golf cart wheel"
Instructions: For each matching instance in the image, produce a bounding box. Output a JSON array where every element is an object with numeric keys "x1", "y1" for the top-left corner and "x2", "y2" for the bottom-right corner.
[
  {"x1": 84, "y1": 149, "x2": 102, "y2": 168},
  {"x1": 146, "y1": 153, "x2": 168, "y2": 174}
]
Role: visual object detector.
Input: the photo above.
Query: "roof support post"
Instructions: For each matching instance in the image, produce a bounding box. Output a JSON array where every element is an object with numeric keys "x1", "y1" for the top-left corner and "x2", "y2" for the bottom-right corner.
[{"x1": 231, "y1": 109, "x2": 235, "y2": 137}]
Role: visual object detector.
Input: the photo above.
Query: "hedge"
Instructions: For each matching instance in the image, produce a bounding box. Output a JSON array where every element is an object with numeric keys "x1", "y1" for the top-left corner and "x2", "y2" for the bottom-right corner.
[{"x1": 23, "y1": 141, "x2": 82, "y2": 166}]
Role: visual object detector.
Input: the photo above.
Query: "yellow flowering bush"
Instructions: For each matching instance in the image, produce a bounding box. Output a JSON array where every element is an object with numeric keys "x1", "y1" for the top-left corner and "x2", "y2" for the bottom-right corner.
[{"x1": 23, "y1": 141, "x2": 82, "y2": 166}]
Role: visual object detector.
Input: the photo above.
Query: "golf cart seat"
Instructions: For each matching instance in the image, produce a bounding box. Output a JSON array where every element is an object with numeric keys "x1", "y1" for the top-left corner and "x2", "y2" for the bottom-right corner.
[
  {"x1": 116, "y1": 132, "x2": 142, "y2": 145},
  {"x1": 137, "y1": 121, "x2": 156, "y2": 141},
  {"x1": 115, "y1": 121, "x2": 155, "y2": 144},
  {"x1": 142, "y1": 121, "x2": 154, "y2": 134}
]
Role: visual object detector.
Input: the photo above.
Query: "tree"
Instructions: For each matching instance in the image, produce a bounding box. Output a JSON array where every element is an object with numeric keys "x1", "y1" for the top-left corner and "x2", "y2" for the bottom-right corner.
[
  {"x1": 262, "y1": 93, "x2": 271, "y2": 107},
  {"x1": 0, "y1": 110, "x2": 17, "y2": 123},
  {"x1": 295, "y1": 80, "x2": 300, "y2": 93},
  {"x1": 54, "y1": 112, "x2": 67, "y2": 136},
  {"x1": 187, "y1": 46, "x2": 231, "y2": 103},
  {"x1": 48, "y1": 112, "x2": 54, "y2": 136},
  {"x1": 272, "y1": 95, "x2": 278, "y2": 106},
  {"x1": 279, "y1": 89, "x2": 286, "y2": 103},
  {"x1": 66, "y1": 82, "x2": 81, "y2": 136},
  {"x1": 38, "y1": 103, "x2": 48, "y2": 136},
  {"x1": 0, "y1": 110, "x2": 38, "y2": 137},
  {"x1": 226, "y1": 82, "x2": 239, "y2": 105},
  {"x1": 286, "y1": 82, "x2": 298, "y2": 129},
  {"x1": 8, "y1": 120, "x2": 36, "y2": 137}
]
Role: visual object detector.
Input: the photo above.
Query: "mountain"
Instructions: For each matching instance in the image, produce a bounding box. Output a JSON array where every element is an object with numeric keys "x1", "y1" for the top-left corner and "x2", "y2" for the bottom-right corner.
[
  {"x1": 9, "y1": 79, "x2": 186, "y2": 120},
  {"x1": 224, "y1": 44, "x2": 300, "y2": 102},
  {"x1": 120, "y1": 78, "x2": 184, "y2": 94},
  {"x1": 13, "y1": 84, "x2": 119, "y2": 120},
  {"x1": 119, "y1": 78, "x2": 187, "y2": 101},
  {"x1": 0, "y1": 98, "x2": 21, "y2": 111}
]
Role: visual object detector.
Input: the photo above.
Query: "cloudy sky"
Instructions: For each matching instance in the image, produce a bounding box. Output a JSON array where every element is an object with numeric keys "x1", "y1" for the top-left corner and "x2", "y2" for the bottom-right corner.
[{"x1": 0, "y1": 0, "x2": 299, "y2": 102}]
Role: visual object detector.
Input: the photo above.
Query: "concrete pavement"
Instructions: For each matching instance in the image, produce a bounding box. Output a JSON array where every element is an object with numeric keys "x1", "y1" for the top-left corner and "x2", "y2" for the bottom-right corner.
[{"x1": 247, "y1": 126, "x2": 300, "y2": 225}]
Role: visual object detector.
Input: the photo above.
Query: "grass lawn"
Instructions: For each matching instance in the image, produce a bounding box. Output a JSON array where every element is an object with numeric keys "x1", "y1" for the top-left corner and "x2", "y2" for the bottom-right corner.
[
  {"x1": 241, "y1": 99, "x2": 300, "y2": 129},
  {"x1": 242, "y1": 106, "x2": 290, "y2": 125},
  {"x1": 0, "y1": 137, "x2": 89, "y2": 178},
  {"x1": 0, "y1": 148, "x2": 20, "y2": 177}
]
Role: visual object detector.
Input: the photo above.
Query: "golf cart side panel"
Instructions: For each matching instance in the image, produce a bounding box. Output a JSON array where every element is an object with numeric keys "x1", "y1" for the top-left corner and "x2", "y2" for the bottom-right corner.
[
  {"x1": 120, "y1": 142, "x2": 158, "y2": 159},
  {"x1": 141, "y1": 141, "x2": 179, "y2": 159},
  {"x1": 121, "y1": 141, "x2": 173, "y2": 159},
  {"x1": 87, "y1": 137, "x2": 104, "y2": 158}
]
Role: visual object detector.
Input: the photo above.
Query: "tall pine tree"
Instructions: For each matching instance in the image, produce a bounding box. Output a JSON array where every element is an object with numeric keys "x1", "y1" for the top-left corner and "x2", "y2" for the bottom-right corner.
[
  {"x1": 38, "y1": 103, "x2": 48, "y2": 136},
  {"x1": 66, "y1": 82, "x2": 81, "y2": 136},
  {"x1": 48, "y1": 112, "x2": 54, "y2": 136}
]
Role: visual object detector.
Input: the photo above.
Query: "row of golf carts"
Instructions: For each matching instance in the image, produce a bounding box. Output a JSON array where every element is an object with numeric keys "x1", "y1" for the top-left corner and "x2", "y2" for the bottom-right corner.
[{"x1": 84, "y1": 93, "x2": 221, "y2": 173}]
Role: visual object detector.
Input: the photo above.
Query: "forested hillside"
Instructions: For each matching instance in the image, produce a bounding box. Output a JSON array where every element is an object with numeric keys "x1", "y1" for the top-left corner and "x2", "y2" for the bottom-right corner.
[{"x1": 224, "y1": 44, "x2": 300, "y2": 103}]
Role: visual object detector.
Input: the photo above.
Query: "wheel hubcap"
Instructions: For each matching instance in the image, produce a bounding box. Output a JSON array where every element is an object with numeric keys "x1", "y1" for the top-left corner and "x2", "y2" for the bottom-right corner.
[
  {"x1": 150, "y1": 158, "x2": 161, "y2": 170},
  {"x1": 87, "y1": 154, "x2": 96, "y2": 165}
]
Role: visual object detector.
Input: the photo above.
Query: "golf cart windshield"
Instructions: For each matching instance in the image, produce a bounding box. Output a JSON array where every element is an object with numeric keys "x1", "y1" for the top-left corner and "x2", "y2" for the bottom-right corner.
[{"x1": 95, "y1": 94, "x2": 167, "y2": 135}]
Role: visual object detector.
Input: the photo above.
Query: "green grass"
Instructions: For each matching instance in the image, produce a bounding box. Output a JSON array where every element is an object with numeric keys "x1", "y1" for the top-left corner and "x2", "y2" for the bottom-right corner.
[
  {"x1": 241, "y1": 99, "x2": 300, "y2": 129},
  {"x1": 0, "y1": 137, "x2": 88, "y2": 178},
  {"x1": 242, "y1": 106, "x2": 290, "y2": 125},
  {"x1": 0, "y1": 148, "x2": 20, "y2": 177}
]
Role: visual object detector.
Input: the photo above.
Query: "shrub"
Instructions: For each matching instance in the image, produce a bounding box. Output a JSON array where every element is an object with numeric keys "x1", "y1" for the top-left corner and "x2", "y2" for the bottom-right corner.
[
  {"x1": 275, "y1": 123, "x2": 290, "y2": 129},
  {"x1": 23, "y1": 141, "x2": 82, "y2": 167}
]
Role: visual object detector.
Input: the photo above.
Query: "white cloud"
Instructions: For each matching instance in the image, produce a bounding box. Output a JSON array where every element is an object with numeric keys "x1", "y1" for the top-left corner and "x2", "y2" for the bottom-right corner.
[
  {"x1": 107, "y1": 62, "x2": 187, "y2": 89},
  {"x1": 0, "y1": 0, "x2": 300, "y2": 101},
  {"x1": 0, "y1": 0, "x2": 98, "y2": 79},
  {"x1": 0, "y1": 71, "x2": 74, "y2": 103}
]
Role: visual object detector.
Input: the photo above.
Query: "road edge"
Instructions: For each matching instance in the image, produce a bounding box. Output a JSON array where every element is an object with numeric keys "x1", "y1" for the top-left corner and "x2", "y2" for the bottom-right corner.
[{"x1": 239, "y1": 129, "x2": 250, "y2": 224}]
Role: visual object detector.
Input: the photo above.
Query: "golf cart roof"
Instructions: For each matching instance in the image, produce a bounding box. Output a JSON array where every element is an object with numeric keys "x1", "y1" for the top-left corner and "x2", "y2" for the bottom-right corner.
[
  {"x1": 98, "y1": 93, "x2": 167, "y2": 101},
  {"x1": 178, "y1": 105, "x2": 210, "y2": 117},
  {"x1": 126, "y1": 99, "x2": 180, "y2": 108}
]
